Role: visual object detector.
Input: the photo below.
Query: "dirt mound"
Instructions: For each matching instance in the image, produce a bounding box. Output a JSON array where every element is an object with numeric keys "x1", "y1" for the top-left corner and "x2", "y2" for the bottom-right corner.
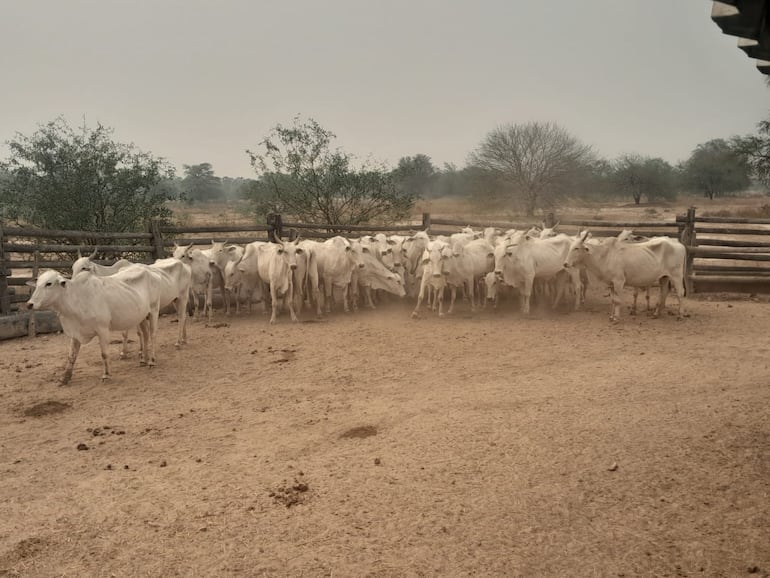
[
  {"x1": 340, "y1": 425, "x2": 378, "y2": 439},
  {"x1": 23, "y1": 400, "x2": 71, "y2": 417}
]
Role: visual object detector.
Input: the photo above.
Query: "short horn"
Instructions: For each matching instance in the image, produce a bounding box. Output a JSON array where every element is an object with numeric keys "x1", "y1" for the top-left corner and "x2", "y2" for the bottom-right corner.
[{"x1": 89, "y1": 247, "x2": 98, "y2": 259}]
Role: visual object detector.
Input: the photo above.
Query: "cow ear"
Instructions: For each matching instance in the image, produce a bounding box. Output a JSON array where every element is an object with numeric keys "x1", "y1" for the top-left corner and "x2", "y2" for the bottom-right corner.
[
  {"x1": 345, "y1": 245, "x2": 352, "y2": 252},
  {"x1": 387, "y1": 239, "x2": 396, "y2": 245},
  {"x1": 26, "y1": 280, "x2": 36, "y2": 288},
  {"x1": 227, "y1": 246, "x2": 238, "y2": 253},
  {"x1": 362, "y1": 246, "x2": 370, "y2": 253}
]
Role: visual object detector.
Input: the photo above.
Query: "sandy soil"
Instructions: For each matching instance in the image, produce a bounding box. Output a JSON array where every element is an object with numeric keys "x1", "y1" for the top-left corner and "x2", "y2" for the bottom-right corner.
[{"x1": 1, "y1": 289, "x2": 769, "y2": 577}]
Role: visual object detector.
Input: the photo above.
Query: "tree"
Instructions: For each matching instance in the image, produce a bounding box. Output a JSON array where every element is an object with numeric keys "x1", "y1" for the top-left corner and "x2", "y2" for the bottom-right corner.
[
  {"x1": 393, "y1": 154, "x2": 436, "y2": 198},
  {"x1": 468, "y1": 121, "x2": 594, "y2": 215},
  {"x1": 732, "y1": 118, "x2": 770, "y2": 187},
  {"x1": 612, "y1": 154, "x2": 677, "y2": 204},
  {"x1": 683, "y1": 139, "x2": 750, "y2": 199},
  {"x1": 0, "y1": 118, "x2": 176, "y2": 231},
  {"x1": 246, "y1": 116, "x2": 417, "y2": 226},
  {"x1": 181, "y1": 162, "x2": 223, "y2": 203}
]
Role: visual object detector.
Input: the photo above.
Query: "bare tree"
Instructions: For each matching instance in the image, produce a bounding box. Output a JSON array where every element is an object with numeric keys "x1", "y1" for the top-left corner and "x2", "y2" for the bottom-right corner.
[{"x1": 469, "y1": 122, "x2": 594, "y2": 216}]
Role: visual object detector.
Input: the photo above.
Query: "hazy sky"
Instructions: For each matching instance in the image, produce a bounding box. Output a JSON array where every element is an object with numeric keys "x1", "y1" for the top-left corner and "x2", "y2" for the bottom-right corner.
[{"x1": 1, "y1": 0, "x2": 768, "y2": 178}]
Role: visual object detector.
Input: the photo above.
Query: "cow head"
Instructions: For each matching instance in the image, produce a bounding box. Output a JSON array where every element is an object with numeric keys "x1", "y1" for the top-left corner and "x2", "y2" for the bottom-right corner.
[
  {"x1": 565, "y1": 230, "x2": 591, "y2": 269},
  {"x1": 422, "y1": 241, "x2": 449, "y2": 278},
  {"x1": 26, "y1": 270, "x2": 68, "y2": 311}
]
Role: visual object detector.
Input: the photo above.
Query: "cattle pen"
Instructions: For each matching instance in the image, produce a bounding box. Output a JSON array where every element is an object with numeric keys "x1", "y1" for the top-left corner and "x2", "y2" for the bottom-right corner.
[{"x1": 2, "y1": 208, "x2": 770, "y2": 339}]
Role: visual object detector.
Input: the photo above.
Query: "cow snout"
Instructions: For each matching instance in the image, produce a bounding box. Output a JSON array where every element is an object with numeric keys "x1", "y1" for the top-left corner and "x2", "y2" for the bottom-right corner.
[
  {"x1": 290, "y1": 264, "x2": 297, "y2": 270},
  {"x1": 432, "y1": 273, "x2": 442, "y2": 278},
  {"x1": 494, "y1": 270, "x2": 503, "y2": 277},
  {"x1": 25, "y1": 302, "x2": 34, "y2": 310},
  {"x1": 563, "y1": 262, "x2": 569, "y2": 269},
  {"x1": 358, "y1": 263, "x2": 365, "y2": 268}
]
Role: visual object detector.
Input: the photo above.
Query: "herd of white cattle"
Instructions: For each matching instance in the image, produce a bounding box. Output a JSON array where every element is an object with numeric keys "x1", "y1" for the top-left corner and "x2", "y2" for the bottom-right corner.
[{"x1": 24, "y1": 225, "x2": 687, "y2": 384}]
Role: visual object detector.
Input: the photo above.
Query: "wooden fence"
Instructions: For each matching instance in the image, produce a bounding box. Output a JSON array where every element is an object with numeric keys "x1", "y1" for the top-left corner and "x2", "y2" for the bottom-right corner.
[{"x1": 1, "y1": 208, "x2": 770, "y2": 339}]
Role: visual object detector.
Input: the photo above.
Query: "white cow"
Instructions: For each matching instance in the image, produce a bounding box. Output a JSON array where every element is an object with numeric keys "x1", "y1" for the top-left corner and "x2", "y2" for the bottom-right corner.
[
  {"x1": 443, "y1": 238, "x2": 495, "y2": 313},
  {"x1": 173, "y1": 243, "x2": 212, "y2": 320},
  {"x1": 72, "y1": 251, "x2": 134, "y2": 358},
  {"x1": 350, "y1": 241, "x2": 406, "y2": 308},
  {"x1": 494, "y1": 233, "x2": 581, "y2": 315},
  {"x1": 26, "y1": 268, "x2": 161, "y2": 384},
  {"x1": 305, "y1": 236, "x2": 363, "y2": 313},
  {"x1": 257, "y1": 240, "x2": 300, "y2": 324},
  {"x1": 226, "y1": 241, "x2": 267, "y2": 315},
  {"x1": 564, "y1": 231, "x2": 686, "y2": 321},
  {"x1": 72, "y1": 253, "x2": 191, "y2": 351},
  {"x1": 411, "y1": 240, "x2": 450, "y2": 318},
  {"x1": 206, "y1": 241, "x2": 243, "y2": 319}
]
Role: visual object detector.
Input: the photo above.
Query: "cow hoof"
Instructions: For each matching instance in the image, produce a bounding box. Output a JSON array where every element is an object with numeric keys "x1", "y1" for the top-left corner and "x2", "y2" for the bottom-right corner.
[
  {"x1": 411, "y1": 312, "x2": 419, "y2": 319},
  {"x1": 438, "y1": 313, "x2": 445, "y2": 318}
]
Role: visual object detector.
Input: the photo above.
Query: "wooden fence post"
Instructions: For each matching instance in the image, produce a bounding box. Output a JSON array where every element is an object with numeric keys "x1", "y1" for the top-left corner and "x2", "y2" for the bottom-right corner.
[
  {"x1": 28, "y1": 250, "x2": 40, "y2": 336},
  {"x1": 267, "y1": 213, "x2": 283, "y2": 243},
  {"x1": 682, "y1": 207, "x2": 696, "y2": 296},
  {"x1": 149, "y1": 219, "x2": 164, "y2": 259},
  {"x1": 0, "y1": 223, "x2": 9, "y2": 316},
  {"x1": 422, "y1": 212, "x2": 431, "y2": 232},
  {"x1": 544, "y1": 212, "x2": 556, "y2": 228}
]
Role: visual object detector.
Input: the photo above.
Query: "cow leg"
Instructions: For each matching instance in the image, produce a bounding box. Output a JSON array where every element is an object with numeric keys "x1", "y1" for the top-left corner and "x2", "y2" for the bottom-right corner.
[
  {"x1": 610, "y1": 280, "x2": 624, "y2": 322},
  {"x1": 146, "y1": 308, "x2": 159, "y2": 367},
  {"x1": 288, "y1": 284, "x2": 298, "y2": 323},
  {"x1": 411, "y1": 277, "x2": 428, "y2": 318},
  {"x1": 365, "y1": 286, "x2": 376, "y2": 309},
  {"x1": 437, "y1": 285, "x2": 446, "y2": 318},
  {"x1": 469, "y1": 277, "x2": 477, "y2": 312},
  {"x1": 269, "y1": 286, "x2": 280, "y2": 324},
  {"x1": 205, "y1": 276, "x2": 214, "y2": 323},
  {"x1": 61, "y1": 338, "x2": 82, "y2": 385},
  {"x1": 630, "y1": 289, "x2": 639, "y2": 316},
  {"x1": 672, "y1": 276, "x2": 686, "y2": 319},
  {"x1": 176, "y1": 289, "x2": 190, "y2": 347},
  {"x1": 119, "y1": 331, "x2": 130, "y2": 358},
  {"x1": 447, "y1": 286, "x2": 457, "y2": 314},
  {"x1": 654, "y1": 277, "x2": 670, "y2": 318},
  {"x1": 521, "y1": 278, "x2": 534, "y2": 315},
  {"x1": 642, "y1": 287, "x2": 649, "y2": 313},
  {"x1": 94, "y1": 332, "x2": 113, "y2": 382}
]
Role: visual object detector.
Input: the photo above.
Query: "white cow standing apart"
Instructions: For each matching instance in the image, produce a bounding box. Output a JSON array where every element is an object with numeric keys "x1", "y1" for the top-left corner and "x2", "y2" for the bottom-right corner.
[
  {"x1": 26, "y1": 267, "x2": 161, "y2": 384},
  {"x1": 564, "y1": 230, "x2": 686, "y2": 321}
]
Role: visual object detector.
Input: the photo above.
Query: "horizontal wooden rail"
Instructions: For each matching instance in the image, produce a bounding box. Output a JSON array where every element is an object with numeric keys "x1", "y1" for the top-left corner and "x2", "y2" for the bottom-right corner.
[
  {"x1": 159, "y1": 224, "x2": 270, "y2": 234},
  {"x1": 695, "y1": 264, "x2": 770, "y2": 273},
  {"x1": 3, "y1": 226, "x2": 153, "y2": 239},
  {"x1": 6, "y1": 259, "x2": 153, "y2": 269},
  {"x1": 283, "y1": 222, "x2": 420, "y2": 232},
  {"x1": 3, "y1": 243, "x2": 155, "y2": 254},
  {"x1": 690, "y1": 226, "x2": 770, "y2": 235},
  {"x1": 691, "y1": 216, "x2": 770, "y2": 225},
  {"x1": 689, "y1": 248, "x2": 770, "y2": 261},
  {"x1": 163, "y1": 236, "x2": 270, "y2": 247},
  {"x1": 695, "y1": 238, "x2": 770, "y2": 248}
]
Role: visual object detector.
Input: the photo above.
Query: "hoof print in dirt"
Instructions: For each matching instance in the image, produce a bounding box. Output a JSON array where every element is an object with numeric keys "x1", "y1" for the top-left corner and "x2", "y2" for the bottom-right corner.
[
  {"x1": 271, "y1": 478, "x2": 310, "y2": 508},
  {"x1": 340, "y1": 425, "x2": 377, "y2": 439},
  {"x1": 23, "y1": 400, "x2": 71, "y2": 417},
  {"x1": 76, "y1": 443, "x2": 89, "y2": 451}
]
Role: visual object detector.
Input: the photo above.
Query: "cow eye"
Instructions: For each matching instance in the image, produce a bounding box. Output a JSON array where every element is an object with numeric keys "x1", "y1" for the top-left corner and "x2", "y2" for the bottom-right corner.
[
  {"x1": 296, "y1": 248, "x2": 303, "y2": 254},
  {"x1": 421, "y1": 258, "x2": 429, "y2": 265},
  {"x1": 45, "y1": 282, "x2": 52, "y2": 287},
  {"x1": 278, "y1": 248, "x2": 284, "y2": 254},
  {"x1": 506, "y1": 251, "x2": 513, "y2": 257}
]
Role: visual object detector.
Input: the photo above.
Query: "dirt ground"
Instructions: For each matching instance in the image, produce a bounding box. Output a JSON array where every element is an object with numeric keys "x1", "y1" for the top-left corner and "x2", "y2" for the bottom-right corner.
[{"x1": 1, "y1": 288, "x2": 769, "y2": 577}]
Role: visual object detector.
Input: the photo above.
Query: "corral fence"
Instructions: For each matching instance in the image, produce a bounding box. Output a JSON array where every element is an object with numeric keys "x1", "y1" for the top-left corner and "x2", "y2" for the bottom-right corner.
[{"x1": 1, "y1": 208, "x2": 769, "y2": 339}]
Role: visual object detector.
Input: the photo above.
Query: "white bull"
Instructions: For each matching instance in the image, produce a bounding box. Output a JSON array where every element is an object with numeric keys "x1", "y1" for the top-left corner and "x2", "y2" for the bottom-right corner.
[
  {"x1": 26, "y1": 267, "x2": 161, "y2": 384},
  {"x1": 565, "y1": 231, "x2": 686, "y2": 321}
]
